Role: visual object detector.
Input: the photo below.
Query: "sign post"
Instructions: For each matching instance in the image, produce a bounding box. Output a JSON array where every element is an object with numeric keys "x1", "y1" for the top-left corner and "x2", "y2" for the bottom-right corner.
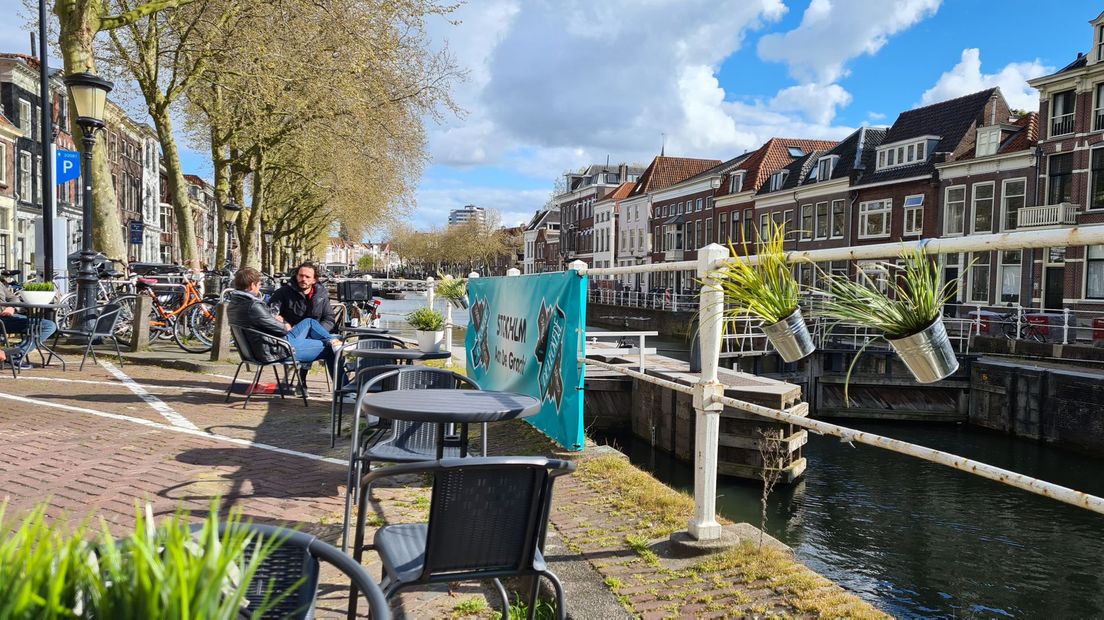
[{"x1": 129, "y1": 220, "x2": 144, "y2": 246}]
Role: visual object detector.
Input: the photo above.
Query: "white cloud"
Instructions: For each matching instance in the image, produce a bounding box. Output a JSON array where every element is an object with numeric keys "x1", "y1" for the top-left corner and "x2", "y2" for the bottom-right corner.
[
  {"x1": 757, "y1": 0, "x2": 941, "y2": 84},
  {"x1": 770, "y1": 83, "x2": 853, "y2": 125},
  {"x1": 919, "y1": 48, "x2": 1051, "y2": 112}
]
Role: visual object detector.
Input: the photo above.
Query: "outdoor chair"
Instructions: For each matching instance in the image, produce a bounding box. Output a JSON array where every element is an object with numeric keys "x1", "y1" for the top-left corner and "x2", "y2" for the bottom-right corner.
[
  {"x1": 329, "y1": 335, "x2": 412, "y2": 447},
  {"x1": 341, "y1": 367, "x2": 483, "y2": 550},
  {"x1": 1, "y1": 347, "x2": 17, "y2": 379},
  {"x1": 225, "y1": 325, "x2": 310, "y2": 408},
  {"x1": 46, "y1": 302, "x2": 124, "y2": 371},
  {"x1": 348, "y1": 457, "x2": 575, "y2": 620},
  {"x1": 206, "y1": 522, "x2": 391, "y2": 620}
]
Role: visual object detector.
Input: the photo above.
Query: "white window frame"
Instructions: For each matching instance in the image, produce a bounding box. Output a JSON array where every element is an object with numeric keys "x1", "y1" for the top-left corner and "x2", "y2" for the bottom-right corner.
[
  {"x1": 729, "y1": 171, "x2": 745, "y2": 193},
  {"x1": 816, "y1": 155, "x2": 838, "y2": 182},
  {"x1": 999, "y1": 250, "x2": 1022, "y2": 304},
  {"x1": 0, "y1": 143, "x2": 6, "y2": 186},
  {"x1": 18, "y1": 99, "x2": 31, "y2": 136},
  {"x1": 967, "y1": 251, "x2": 991, "y2": 304},
  {"x1": 1087, "y1": 245, "x2": 1104, "y2": 300},
  {"x1": 800, "y1": 204, "x2": 813, "y2": 240},
  {"x1": 814, "y1": 202, "x2": 829, "y2": 239},
  {"x1": 768, "y1": 171, "x2": 787, "y2": 192},
  {"x1": 1051, "y1": 90, "x2": 1076, "y2": 136},
  {"x1": 971, "y1": 181, "x2": 995, "y2": 234},
  {"x1": 1001, "y1": 177, "x2": 1028, "y2": 230},
  {"x1": 830, "y1": 199, "x2": 845, "y2": 239},
  {"x1": 857, "y1": 199, "x2": 891, "y2": 239},
  {"x1": 18, "y1": 151, "x2": 31, "y2": 202},
  {"x1": 875, "y1": 137, "x2": 935, "y2": 171},
  {"x1": 903, "y1": 194, "x2": 924, "y2": 236},
  {"x1": 976, "y1": 127, "x2": 1001, "y2": 157},
  {"x1": 944, "y1": 185, "x2": 966, "y2": 236}
]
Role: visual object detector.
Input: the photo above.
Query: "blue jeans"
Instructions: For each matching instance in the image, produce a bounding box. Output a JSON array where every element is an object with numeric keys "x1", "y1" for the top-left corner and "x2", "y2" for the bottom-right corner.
[
  {"x1": 287, "y1": 318, "x2": 336, "y2": 369},
  {"x1": 1, "y1": 314, "x2": 58, "y2": 358}
]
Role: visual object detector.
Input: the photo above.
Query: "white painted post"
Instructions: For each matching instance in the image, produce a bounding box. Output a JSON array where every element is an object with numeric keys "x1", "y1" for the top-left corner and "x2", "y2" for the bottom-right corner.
[
  {"x1": 1016, "y1": 304, "x2": 1022, "y2": 339},
  {"x1": 468, "y1": 271, "x2": 479, "y2": 279},
  {"x1": 506, "y1": 267, "x2": 521, "y2": 276},
  {"x1": 1063, "y1": 308, "x2": 1071, "y2": 344},
  {"x1": 426, "y1": 276, "x2": 435, "y2": 311},
  {"x1": 442, "y1": 275, "x2": 454, "y2": 367},
  {"x1": 689, "y1": 243, "x2": 728, "y2": 541}
]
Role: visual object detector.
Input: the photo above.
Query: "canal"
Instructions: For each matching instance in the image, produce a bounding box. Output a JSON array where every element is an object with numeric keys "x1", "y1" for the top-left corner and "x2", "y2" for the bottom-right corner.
[
  {"x1": 599, "y1": 422, "x2": 1104, "y2": 618},
  {"x1": 374, "y1": 293, "x2": 1104, "y2": 616}
]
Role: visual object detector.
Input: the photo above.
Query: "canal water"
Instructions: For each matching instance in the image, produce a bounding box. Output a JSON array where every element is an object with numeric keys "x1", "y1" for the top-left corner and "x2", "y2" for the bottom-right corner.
[
  {"x1": 376, "y1": 293, "x2": 1104, "y2": 616},
  {"x1": 600, "y1": 423, "x2": 1104, "y2": 618}
]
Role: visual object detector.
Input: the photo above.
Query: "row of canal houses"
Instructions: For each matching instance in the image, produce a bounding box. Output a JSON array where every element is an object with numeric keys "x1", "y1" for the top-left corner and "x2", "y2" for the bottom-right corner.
[{"x1": 522, "y1": 13, "x2": 1104, "y2": 313}]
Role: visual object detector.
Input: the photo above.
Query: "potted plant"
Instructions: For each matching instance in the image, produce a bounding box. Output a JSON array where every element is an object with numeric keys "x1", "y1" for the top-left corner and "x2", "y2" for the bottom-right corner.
[
  {"x1": 406, "y1": 306, "x2": 446, "y2": 352},
  {"x1": 817, "y1": 247, "x2": 960, "y2": 388},
  {"x1": 20, "y1": 282, "x2": 56, "y2": 305},
  {"x1": 711, "y1": 220, "x2": 814, "y2": 362},
  {"x1": 435, "y1": 276, "x2": 468, "y2": 309}
]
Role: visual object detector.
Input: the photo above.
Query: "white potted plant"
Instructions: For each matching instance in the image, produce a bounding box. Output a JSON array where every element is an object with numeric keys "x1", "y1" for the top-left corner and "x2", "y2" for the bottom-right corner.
[
  {"x1": 711, "y1": 220, "x2": 814, "y2": 362},
  {"x1": 20, "y1": 282, "x2": 57, "y2": 305},
  {"x1": 817, "y1": 247, "x2": 960, "y2": 394},
  {"x1": 406, "y1": 306, "x2": 446, "y2": 352}
]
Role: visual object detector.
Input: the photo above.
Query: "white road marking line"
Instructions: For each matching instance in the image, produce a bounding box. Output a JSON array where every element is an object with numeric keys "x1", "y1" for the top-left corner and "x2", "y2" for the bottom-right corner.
[
  {"x1": 99, "y1": 361, "x2": 200, "y2": 431},
  {"x1": 0, "y1": 392, "x2": 346, "y2": 466},
  {"x1": 15, "y1": 374, "x2": 332, "y2": 402}
]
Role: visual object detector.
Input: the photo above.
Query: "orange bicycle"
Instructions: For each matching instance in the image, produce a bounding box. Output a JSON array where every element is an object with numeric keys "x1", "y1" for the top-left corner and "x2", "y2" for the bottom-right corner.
[{"x1": 115, "y1": 274, "x2": 220, "y2": 353}]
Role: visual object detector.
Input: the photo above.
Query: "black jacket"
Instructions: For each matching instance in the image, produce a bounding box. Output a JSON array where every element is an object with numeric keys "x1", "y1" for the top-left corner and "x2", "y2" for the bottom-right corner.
[
  {"x1": 226, "y1": 289, "x2": 290, "y2": 363},
  {"x1": 268, "y1": 282, "x2": 335, "y2": 332}
]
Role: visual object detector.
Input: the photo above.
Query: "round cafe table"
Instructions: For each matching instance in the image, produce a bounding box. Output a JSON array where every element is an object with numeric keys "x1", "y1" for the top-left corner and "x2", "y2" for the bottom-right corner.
[{"x1": 2, "y1": 301, "x2": 66, "y2": 370}]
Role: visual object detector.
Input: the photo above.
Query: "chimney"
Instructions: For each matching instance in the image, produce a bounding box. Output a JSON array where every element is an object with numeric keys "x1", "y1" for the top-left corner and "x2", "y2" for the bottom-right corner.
[
  {"x1": 618, "y1": 163, "x2": 628, "y2": 181},
  {"x1": 29, "y1": 33, "x2": 36, "y2": 58}
]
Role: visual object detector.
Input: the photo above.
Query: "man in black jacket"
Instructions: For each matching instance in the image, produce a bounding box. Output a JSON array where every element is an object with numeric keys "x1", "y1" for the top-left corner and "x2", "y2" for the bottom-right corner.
[
  {"x1": 268, "y1": 262, "x2": 336, "y2": 331},
  {"x1": 227, "y1": 267, "x2": 340, "y2": 371}
]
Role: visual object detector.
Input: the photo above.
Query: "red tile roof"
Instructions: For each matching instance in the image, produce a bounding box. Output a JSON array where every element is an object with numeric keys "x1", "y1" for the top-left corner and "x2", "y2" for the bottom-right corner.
[
  {"x1": 0, "y1": 53, "x2": 41, "y2": 71},
  {"x1": 629, "y1": 156, "x2": 722, "y2": 197},
  {"x1": 716, "y1": 138, "x2": 840, "y2": 197},
  {"x1": 604, "y1": 181, "x2": 636, "y2": 202}
]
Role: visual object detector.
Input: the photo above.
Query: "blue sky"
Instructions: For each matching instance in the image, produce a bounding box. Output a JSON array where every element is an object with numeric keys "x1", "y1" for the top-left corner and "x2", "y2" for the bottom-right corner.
[{"x1": 0, "y1": 0, "x2": 1096, "y2": 233}]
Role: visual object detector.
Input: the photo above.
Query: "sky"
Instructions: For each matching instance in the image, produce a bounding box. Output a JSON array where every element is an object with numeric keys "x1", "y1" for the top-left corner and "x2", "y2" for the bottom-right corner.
[{"x1": 0, "y1": 0, "x2": 1098, "y2": 234}]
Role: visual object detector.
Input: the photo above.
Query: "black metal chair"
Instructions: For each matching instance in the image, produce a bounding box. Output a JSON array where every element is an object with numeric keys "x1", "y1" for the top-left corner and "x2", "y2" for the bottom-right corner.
[
  {"x1": 210, "y1": 522, "x2": 391, "y2": 620},
  {"x1": 340, "y1": 367, "x2": 482, "y2": 550},
  {"x1": 329, "y1": 335, "x2": 411, "y2": 448},
  {"x1": 1, "y1": 347, "x2": 18, "y2": 379},
  {"x1": 225, "y1": 325, "x2": 310, "y2": 408},
  {"x1": 46, "y1": 302, "x2": 124, "y2": 371},
  {"x1": 348, "y1": 457, "x2": 575, "y2": 620}
]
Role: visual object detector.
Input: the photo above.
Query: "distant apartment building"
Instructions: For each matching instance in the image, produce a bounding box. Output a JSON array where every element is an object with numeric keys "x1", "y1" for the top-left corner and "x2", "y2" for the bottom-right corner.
[
  {"x1": 448, "y1": 204, "x2": 486, "y2": 226},
  {"x1": 556, "y1": 163, "x2": 645, "y2": 268},
  {"x1": 591, "y1": 181, "x2": 635, "y2": 285}
]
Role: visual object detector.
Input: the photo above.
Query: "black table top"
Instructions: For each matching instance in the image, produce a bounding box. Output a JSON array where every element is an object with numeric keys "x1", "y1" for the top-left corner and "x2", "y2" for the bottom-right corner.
[
  {"x1": 342, "y1": 348, "x2": 452, "y2": 361},
  {"x1": 360, "y1": 389, "x2": 541, "y2": 423},
  {"x1": 343, "y1": 326, "x2": 392, "y2": 334},
  {"x1": 2, "y1": 301, "x2": 62, "y2": 310}
]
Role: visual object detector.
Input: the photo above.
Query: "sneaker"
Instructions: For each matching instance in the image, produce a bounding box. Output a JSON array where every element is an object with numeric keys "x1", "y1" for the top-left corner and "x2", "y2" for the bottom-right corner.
[
  {"x1": 13, "y1": 357, "x2": 33, "y2": 370},
  {"x1": 341, "y1": 393, "x2": 358, "y2": 405}
]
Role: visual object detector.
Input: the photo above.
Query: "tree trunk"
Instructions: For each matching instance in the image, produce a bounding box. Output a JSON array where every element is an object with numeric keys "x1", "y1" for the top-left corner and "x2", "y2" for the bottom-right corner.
[
  {"x1": 211, "y1": 124, "x2": 230, "y2": 267},
  {"x1": 151, "y1": 110, "x2": 199, "y2": 270},
  {"x1": 55, "y1": 1, "x2": 126, "y2": 264},
  {"x1": 240, "y1": 150, "x2": 264, "y2": 268}
]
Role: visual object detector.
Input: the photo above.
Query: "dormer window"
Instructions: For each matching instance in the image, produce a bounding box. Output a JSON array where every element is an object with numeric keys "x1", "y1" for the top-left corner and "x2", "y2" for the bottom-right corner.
[
  {"x1": 817, "y1": 155, "x2": 838, "y2": 182},
  {"x1": 787, "y1": 147, "x2": 804, "y2": 157},
  {"x1": 728, "y1": 171, "x2": 745, "y2": 193},
  {"x1": 768, "y1": 170, "x2": 788, "y2": 192},
  {"x1": 876, "y1": 137, "x2": 935, "y2": 171},
  {"x1": 976, "y1": 126, "x2": 1001, "y2": 157}
]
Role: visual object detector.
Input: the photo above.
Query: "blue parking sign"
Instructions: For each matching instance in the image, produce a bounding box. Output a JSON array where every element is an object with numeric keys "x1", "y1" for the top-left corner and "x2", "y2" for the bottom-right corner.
[{"x1": 56, "y1": 150, "x2": 81, "y2": 184}]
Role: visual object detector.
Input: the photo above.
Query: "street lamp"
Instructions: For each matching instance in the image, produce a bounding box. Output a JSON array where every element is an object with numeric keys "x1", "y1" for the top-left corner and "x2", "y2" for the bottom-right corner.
[
  {"x1": 64, "y1": 71, "x2": 113, "y2": 328},
  {"x1": 222, "y1": 202, "x2": 241, "y2": 270},
  {"x1": 262, "y1": 230, "x2": 274, "y2": 272}
]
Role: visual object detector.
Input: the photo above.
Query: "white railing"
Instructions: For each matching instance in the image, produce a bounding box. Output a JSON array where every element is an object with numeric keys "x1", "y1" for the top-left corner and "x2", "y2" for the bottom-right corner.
[
  {"x1": 587, "y1": 289, "x2": 697, "y2": 311},
  {"x1": 584, "y1": 330, "x2": 658, "y2": 372},
  {"x1": 1052, "y1": 113, "x2": 1075, "y2": 136},
  {"x1": 665, "y1": 248, "x2": 684, "y2": 261},
  {"x1": 1016, "y1": 202, "x2": 1078, "y2": 227},
  {"x1": 950, "y1": 302, "x2": 1104, "y2": 346}
]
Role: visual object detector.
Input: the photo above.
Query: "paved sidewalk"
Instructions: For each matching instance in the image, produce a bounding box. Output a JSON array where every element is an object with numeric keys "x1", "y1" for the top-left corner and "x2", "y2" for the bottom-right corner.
[{"x1": 0, "y1": 354, "x2": 884, "y2": 618}]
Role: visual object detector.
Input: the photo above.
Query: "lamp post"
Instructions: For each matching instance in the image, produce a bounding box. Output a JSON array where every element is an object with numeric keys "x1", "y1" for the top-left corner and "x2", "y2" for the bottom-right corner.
[
  {"x1": 262, "y1": 230, "x2": 274, "y2": 273},
  {"x1": 64, "y1": 71, "x2": 113, "y2": 327},
  {"x1": 222, "y1": 202, "x2": 241, "y2": 270}
]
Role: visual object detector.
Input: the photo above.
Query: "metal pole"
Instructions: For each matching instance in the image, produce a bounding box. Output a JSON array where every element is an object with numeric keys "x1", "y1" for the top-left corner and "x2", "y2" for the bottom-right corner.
[
  {"x1": 77, "y1": 130, "x2": 97, "y2": 328},
  {"x1": 38, "y1": 5, "x2": 54, "y2": 281}
]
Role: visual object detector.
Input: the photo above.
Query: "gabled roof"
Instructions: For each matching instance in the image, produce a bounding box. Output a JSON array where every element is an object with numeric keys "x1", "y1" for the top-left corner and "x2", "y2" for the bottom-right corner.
[
  {"x1": 716, "y1": 138, "x2": 840, "y2": 197},
  {"x1": 793, "y1": 126, "x2": 887, "y2": 187},
  {"x1": 183, "y1": 174, "x2": 210, "y2": 188},
  {"x1": 952, "y1": 111, "x2": 1038, "y2": 162},
  {"x1": 595, "y1": 181, "x2": 637, "y2": 204},
  {"x1": 860, "y1": 88, "x2": 1002, "y2": 185},
  {"x1": 525, "y1": 206, "x2": 560, "y2": 231},
  {"x1": 627, "y1": 156, "x2": 721, "y2": 197}
]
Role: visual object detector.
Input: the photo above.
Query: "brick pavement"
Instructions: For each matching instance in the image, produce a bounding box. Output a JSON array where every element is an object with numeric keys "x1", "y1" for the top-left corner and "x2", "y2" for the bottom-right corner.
[{"x1": 0, "y1": 358, "x2": 885, "y2": 618}]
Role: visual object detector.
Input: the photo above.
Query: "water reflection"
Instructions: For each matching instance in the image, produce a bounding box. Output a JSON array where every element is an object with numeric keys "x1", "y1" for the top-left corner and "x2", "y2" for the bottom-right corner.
[{"x1": 600, "y1": 422, "x2": 1104, "y2": 618}]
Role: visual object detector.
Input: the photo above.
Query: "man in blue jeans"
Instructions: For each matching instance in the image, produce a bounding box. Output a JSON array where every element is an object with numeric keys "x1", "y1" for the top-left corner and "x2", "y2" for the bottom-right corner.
[
  {"x1": 226, "y1": 267, "x2": 340, "y2": 391},
  {"x1": 0, "y1": 280, "x2": 58, "y2": 369}
]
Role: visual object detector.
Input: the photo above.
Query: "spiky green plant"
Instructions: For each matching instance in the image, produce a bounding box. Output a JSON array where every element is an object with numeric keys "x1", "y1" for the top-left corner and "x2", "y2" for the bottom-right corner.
[
  {"x1": 22, "y1": 282, "x2": 56, "y2": 292},
  {"x1": 0, "y1": 501, "x2": 89, "y2": 619},
  {"x1": 710, "y1": 219, "x2": 803, "y2": 326},
  {"x1": 406, "y1": 306, "x2": 445, "y2": 331},
  {"x1": 817, "y1": 247, "x2": 956, "y2": 339},
  {"x1": 435, "y1": 277, "x2": 467, "y2": 306}
]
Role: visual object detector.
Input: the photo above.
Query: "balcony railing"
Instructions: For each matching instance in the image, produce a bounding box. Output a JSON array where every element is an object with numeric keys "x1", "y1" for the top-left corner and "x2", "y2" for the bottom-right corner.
[
  {"x1": 1051, "y1": 113, "x2": 1075, "y2": 136},
  {"x1": 1095, "y1": 110, "x2": 1104, "y2": 132},
  {"x1": 1016, "y1": 202, "x2": 1079, "y2": 228},
  {"x1": 664, "y1": 248, "x2": 684, "y2": 261}
]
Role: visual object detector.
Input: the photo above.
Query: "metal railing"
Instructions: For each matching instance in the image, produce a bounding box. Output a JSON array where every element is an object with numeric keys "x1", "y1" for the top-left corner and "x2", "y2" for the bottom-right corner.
[
  {"x1": 587, "y1": 288, "x2": 698, "y2": 311},
  {"x1": 1052, "y1": 113, "x2": 1074, "y2": 136}
]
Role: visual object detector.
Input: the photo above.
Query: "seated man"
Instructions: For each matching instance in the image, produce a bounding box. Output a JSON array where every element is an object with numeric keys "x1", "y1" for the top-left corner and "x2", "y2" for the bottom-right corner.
[
  {"x1": 0, "y1": 279, "x2": 58, "y2": 369},
  {"x1": 268, "y1": 261, "x2": 336, "y2": 331},
  {"x1": 226, "y1": 267, "x2": 341, "y2": 380}
]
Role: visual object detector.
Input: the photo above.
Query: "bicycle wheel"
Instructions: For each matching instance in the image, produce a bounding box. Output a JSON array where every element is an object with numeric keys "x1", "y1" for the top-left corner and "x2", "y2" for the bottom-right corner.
[
  {"x1": 114, "y1": 294, "x2": 138, "y2": 341},
  {"x1": 173, "y1": 302, "x2": 215, "y2": 353},
  {"x1": 55, "y1": 292, "x2": 79, "y2": 328}
]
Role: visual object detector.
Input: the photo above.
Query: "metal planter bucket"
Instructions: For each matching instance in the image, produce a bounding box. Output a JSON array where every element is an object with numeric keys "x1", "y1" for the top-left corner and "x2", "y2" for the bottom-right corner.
[
  {"x1": 761, "y1": 308, "x2": 815, "y2": 363},
  {"x1": 888, "y1": 317, "x2": 959, "y2": 383}
]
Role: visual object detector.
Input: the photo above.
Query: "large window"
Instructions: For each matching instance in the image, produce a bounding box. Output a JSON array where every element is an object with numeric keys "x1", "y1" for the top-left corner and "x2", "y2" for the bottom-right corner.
[
  {"x1": 969, "y1": 251, "x2": 991, "y2": 303},
  {"x1": 18, "y1": 151, "x2": 31, "y2": 202},
  {"x1": 903, "y1": 194, "x2": 924, "y2": 236},
  {"x1": 944, "y1": 186, "x2": 966, "y2": 235},
  {"x1": 18, "y1": 100, "x2": 30, "y2": 136},
  {"x1": 1000, "y1": 250, "x2": 1021, "y2": 303},
  {"x1": 876, "y1": 139, "x2": 929, "y2": 170},
  {"x1": 831, "y1": 199, "x2": 845, "y2": 238},
  {"x1": 800, "y1": 204, "x2": 813, "y2": 240},
  {"x1": 815, "y1": 202, "x2": 829, "y2": 239},
  {"x1": 1092, "y1": 148, "x2": 1104, "y2": 210},
  {"x1": 1095, "y1": 83, "x2": 1104, "y2": 132},
  {"x1": 0, "y1": 143, "x2": 6, "y2": 185},
  {"x1": 858, "y1": 200, "x2": 890, "y2": 238},
  {"x1": 704, "y1": 218, "x2": 712, "y2": 245},
  {"x1": 759, "y1": 213, "x2": 769, "y2": 241},
  {"x1": 1051, "y1": 90, "x2": 1076, "y2": 136},
  {"x1": 972, "y1": 182, "x2": 994, "y2": 233},
  {"x1": 1048, "y1": 153, "x2": 1074, "y2": 204},
  {"x1": 976, "y1": 127, "x2": 1000, "y2": 157},
  {"x1": 1088, "y1": 246, "x2": 1104, "y2": 299},
  {"x1": 1002, "y1": 178, "x2": 1027, "y2": 229},
  {"x1": 817, "y1": 155, "x2": 838, "y2": 181},
  {"x1": 718, "y1": 213, "x2": 727, "y2": 244},
  {"x1": 729, "y1": 172, "x2": 744, "y2": 193}
]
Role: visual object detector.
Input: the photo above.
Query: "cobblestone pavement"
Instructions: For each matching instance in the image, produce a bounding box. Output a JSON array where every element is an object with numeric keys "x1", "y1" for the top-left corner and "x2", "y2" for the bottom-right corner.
[{"x1": 0, "y1": 356, "x2": 884, "y2": 619}]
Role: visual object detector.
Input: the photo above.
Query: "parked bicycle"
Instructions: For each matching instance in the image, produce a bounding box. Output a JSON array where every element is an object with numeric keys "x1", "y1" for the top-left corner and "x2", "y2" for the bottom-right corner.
[
  {"x1": 115, "y1": 272, "x2": 219, "y2": 353},
  {"x1": 996, "y1": 307, "x2": 1047, "y2": 342}
]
